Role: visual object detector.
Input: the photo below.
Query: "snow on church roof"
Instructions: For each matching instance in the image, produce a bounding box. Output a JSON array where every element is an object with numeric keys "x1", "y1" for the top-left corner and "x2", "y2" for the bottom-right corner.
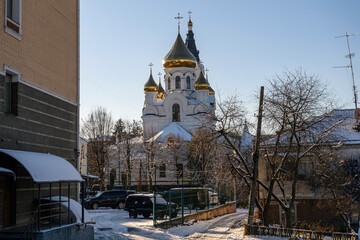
[
  {"x1": 148, "y1": 122, "x2": 192, "y2": 142},
  {"x1": 240, "y1": 123, "x2": 254, "y2": 147}
]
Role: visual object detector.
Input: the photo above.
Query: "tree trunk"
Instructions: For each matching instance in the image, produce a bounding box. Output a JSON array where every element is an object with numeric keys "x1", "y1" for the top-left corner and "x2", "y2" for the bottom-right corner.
[
  {"x1": 285, "y1": 208, "x2": 292, "y2": 228},
  {"x1": 262, "y1": 178, "x2": 276, "y2": 226}
]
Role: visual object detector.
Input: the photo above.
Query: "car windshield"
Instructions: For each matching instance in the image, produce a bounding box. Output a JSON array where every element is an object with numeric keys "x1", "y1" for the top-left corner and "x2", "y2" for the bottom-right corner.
[{"x1": 151, "y1": 197, "x2": 168, "y2": 205}]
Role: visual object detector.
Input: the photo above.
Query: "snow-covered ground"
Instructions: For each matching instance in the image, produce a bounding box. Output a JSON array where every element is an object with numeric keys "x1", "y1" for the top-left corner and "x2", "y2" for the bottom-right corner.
[{"x1": 88, "y1": 208, "x2": 285, "y2": 240}]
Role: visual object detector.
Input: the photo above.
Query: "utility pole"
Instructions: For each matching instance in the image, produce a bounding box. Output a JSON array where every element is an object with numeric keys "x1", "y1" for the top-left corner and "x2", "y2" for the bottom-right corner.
[{"x1": 247, "y1": 86, "x2": 264, "y2": 226}]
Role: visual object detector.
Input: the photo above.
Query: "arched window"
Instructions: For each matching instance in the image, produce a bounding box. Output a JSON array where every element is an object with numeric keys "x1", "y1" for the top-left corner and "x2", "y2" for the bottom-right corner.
[
  {"x1": 175, "y1": 76, "x2": 181, "y2": 89},
  {"x1": 172, "y1": 103, "x2": 180, "y2": 122},
  {"x1": 168, "y1": 77, "x2": 171, "y2": 90},
  {"x1": 186, "y1": 76, "x2": 191, "y2": 89}
]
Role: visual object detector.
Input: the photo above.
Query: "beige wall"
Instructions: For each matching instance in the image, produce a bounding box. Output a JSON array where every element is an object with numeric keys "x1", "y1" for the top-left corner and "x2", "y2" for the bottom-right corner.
[{"x1": 0, "y1": 0, "x2": 78, "y2": 102}]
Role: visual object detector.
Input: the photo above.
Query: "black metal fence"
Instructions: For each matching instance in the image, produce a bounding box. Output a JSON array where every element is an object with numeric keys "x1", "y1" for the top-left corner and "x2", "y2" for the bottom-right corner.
[{"x1": 246, "y1": 225, "x2": 358, "y2": 240}]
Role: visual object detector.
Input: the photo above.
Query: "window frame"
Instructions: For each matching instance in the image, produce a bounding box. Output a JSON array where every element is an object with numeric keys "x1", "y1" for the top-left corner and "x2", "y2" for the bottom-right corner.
[
  {"x1": 5, "y1": 0, "x2": 22, "y2": 40},
  {"x1": 168, "y1": 78, "x2": 171, "y2": 90},
  {"x1": 3, "y1": 66, "x2": 20, "y2": 115},
  {"x1": 5, "y1": 73, "x2": 12, "y2": 114},
  {"x1": 186, "y1": 76, "x2": 191, "y2": 89},
  {"x1": 175, "y1": 76, "x2": 181, "y2": 89},
  {"x1": 172, "y1": 103, "x2": 180, "y2": 122},
  {"x1": 159, "y1": 164, "x2": 166, "y2": 178}
]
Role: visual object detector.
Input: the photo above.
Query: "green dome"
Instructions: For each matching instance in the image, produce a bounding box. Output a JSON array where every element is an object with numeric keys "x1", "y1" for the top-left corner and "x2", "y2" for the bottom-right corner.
[
  {"x1": 157, "y1": 81, "x2": 165, "y2": 98},
  {"x1": 194, "y1": 71, "x2": 210, "y2": 90},
  {"x1": 162, "y1": 34, "x2": 197, "y2": 69},
  {"x1": 144, "y1": 73, "x2": 158, "y2": 92}
]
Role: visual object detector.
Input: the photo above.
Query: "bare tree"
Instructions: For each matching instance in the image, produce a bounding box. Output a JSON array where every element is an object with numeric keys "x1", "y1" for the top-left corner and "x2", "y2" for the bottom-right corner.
[
  {"x1": 81, "y1": 106, "x2": 114, "y2": 189},
  {"x1": 212, "y1": 69, "x2": 343, "y2": 229},
  {"x1": 260, "y1": 68, "x2": 341, "y2": 227},
  {"x1": 113, "y1": 119, "x2": 143, "y2": 189},
  {"x1": 188, "y1": 128, "x2": 219, "y2": 185},
  {"x1": 164, "y1": 136, "x2": 188, "y2": 186}
]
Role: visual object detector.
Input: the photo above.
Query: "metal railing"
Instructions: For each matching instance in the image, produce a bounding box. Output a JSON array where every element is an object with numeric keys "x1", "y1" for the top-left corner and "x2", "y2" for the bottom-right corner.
[
  {"x1": 22, "y1": 199, "x2": 71, "y2": 240},
  {"x1": 246, "y1": 225, "x2": 358, "y2": 240}
]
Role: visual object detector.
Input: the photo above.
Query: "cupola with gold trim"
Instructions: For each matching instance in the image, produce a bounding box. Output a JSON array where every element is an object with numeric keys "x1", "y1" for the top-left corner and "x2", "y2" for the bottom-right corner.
[
  {"x1": 194, "y1": 71, "x2": 210, "y2": 90},
  {"x1": 157, "y1": 73, "x2": 165, "y2": 98},
  {"x1": 205, "y1": 70, "x2": 215, "y2": 95},
  {"x1": 162, "y1": 33, "x2": 197, "y2": 69},
  {"x1": 144, "y1": 64, "x2": 158, "y2": 92},
  {"x1": 208, "y1": 86, "x2": 215, "y2": 95}
]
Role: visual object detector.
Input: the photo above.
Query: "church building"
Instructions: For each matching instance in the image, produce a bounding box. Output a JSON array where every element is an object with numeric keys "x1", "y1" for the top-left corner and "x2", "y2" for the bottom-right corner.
[{"x1": 142, "y1": 14, "x2": 216, "y2": 143}]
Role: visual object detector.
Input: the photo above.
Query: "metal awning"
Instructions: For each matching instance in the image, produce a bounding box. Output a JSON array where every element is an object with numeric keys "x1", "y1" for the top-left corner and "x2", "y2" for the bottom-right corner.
[
  {"x1": 0, "y1": 167, "x2": 16, "y2": 180},
  {"x1": 81, "y1": 174, "x2": 99, "y2": 179},
  {"x1": 0, "y1": 149, "x2": 84, "y2": 183}
]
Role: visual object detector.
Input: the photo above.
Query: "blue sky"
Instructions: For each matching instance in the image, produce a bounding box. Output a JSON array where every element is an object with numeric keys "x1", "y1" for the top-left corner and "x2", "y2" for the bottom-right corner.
[{"x1": 80, "y1": 0, "x2": 360, "y2": 123}]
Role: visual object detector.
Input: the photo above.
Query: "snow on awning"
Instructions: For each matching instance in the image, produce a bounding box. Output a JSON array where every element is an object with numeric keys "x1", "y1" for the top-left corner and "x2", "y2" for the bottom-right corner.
[
  {"x1": 81, "y1": 174, "x2": 99, "y2": 179},
  {"x1": 0, "y1": 167, "x2": 16, "y2": 181},
  {"x1": 0, "y1": 149, "x2": 84, "y2": 183}
]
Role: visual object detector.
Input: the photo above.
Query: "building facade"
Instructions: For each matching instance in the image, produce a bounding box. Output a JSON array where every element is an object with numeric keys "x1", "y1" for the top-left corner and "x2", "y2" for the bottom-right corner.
[
  {"x1": 258, "y1": 109, "x2": 360, "y2": 230},
  {"x1": 0, "y1": 1, "x2": 87, "y2": 237}
]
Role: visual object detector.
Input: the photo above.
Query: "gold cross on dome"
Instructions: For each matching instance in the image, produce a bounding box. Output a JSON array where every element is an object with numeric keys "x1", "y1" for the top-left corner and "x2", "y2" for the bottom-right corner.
[
  {"x1": 205, "y1": 68, "x2": 209, "y2": 79},
  {"x1": 175, "y1": 13, "x2": 183, "y2": 33},
  {"x1": 188, "y1": 11, "x2": 192, "y2": 20},
  {"x1": 149, "y1": 63, "x2": 153, "y2": 74},
  {"x1": 157, "y1": 72, "x2": 162, "y2": 81}
]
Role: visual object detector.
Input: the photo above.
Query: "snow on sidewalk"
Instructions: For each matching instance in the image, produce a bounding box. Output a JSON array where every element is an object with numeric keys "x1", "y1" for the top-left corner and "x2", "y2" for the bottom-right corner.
[{"x1": 89, "y1": 208, "x2": 285, "y2": 240}]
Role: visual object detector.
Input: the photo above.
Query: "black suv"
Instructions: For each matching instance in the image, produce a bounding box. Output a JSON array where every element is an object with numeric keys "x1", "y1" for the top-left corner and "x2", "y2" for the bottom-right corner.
[
  {"x1": 84, "y1": 190, "x2": 135, "y2": 210},
  {"x1": 124, "y1": 194, "x2": 178, "y2": 219}
]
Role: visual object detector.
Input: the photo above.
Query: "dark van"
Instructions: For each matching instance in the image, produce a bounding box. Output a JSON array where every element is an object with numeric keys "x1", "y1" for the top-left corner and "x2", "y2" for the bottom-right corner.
[{"x1": 163, "y1": 187, "x2": 209, "y2": 209}]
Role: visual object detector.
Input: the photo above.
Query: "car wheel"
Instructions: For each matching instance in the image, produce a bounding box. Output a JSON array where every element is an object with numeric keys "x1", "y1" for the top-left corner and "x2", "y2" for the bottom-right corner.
[
  {"x1": 129, "y1": 209, "x2": 137, "y2": 218},
  {"x1": 143, "y1": 213, "x2": 150, "y2": 219},
  {"x1": 118, "y1": 202, "x2": 124, "y2": 209},
  {"x1": 92, "y1": 202, "x2": 99, "y2": 210}
]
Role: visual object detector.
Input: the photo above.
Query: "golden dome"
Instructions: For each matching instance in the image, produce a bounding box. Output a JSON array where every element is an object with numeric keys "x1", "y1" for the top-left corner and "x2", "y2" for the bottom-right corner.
[
  {"x1": 144, "y1": 72, "x2": 158, "y2": 92},
  {"x1": 188, "y1": 20, "x2": 193, "y2": 27},
  {"x1": 194, "y1": 71, "x2": 210, "y2": 90},
  {"x1": 162, "y1": 34, "x2": 197, "y2": 69},
  {"x1": 157, "y1": 81, "x2": 165, "y2": 98}
]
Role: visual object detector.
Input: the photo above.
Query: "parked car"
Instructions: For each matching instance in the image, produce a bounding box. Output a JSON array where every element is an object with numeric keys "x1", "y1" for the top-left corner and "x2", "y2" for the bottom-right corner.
[
  {"x1": 163, "y1": 188, "x2": 209, "y2": 209},
  {"x1": 124, "y1": 194, "x2": 178, "y2": 219},
  {"x1": 84, "y1": 190, "x2": 135, "y2": 210}
]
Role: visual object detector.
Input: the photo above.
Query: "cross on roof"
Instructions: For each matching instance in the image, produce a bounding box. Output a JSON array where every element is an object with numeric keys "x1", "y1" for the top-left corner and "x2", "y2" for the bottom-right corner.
[
  {"x1": 149, "y1": 63, "x2": 153, "y2": 74},
  {"x1": 175, "y1": 13, "x2": 183, "y2": 33},
  {"x1": 205, "y1": 68, "x2": 209, "y2": 79},
  {"x1": 157, "y1": 72, "x2": 162, "y2": 81},
  {"x1": 188, "y1": 11, "x2": 192, "y2": 21}
]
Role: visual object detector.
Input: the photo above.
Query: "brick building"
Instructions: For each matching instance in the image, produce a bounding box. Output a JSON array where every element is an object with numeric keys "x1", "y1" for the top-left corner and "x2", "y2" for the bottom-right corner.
[{"x1": 0, "y1": 1, "x2": 92, "y2": 238}]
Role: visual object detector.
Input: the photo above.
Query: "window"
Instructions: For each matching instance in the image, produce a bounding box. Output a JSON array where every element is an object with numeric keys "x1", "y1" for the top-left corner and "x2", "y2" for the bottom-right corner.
[
  {"x1": 168, "y1": 77, "x2": 171, "y2": 90},
  {"x1": 159, "y1": 164, "x2": 166, "y2": 178},
  {"x1": 167, "y1": 137, "x2": 174, "y2": 146},
  {"x1": 5, "y1": 73, "x2": 17, "y2": 115},
  {"x1": 186, "y1": 76, "x2": 191, "y2": 89},
  {"x1": 175, "y1": 76, "x2": 181, "y2": 89},
  {"x1": 172, "y1": 103, "x2": 180, "y2": 122},
  {"x1": 176, "y1": 164, "x2": 183, "y2": 178},
  {"x1": 5, "y1": 0, "x2": 21, "y2": 37}
]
